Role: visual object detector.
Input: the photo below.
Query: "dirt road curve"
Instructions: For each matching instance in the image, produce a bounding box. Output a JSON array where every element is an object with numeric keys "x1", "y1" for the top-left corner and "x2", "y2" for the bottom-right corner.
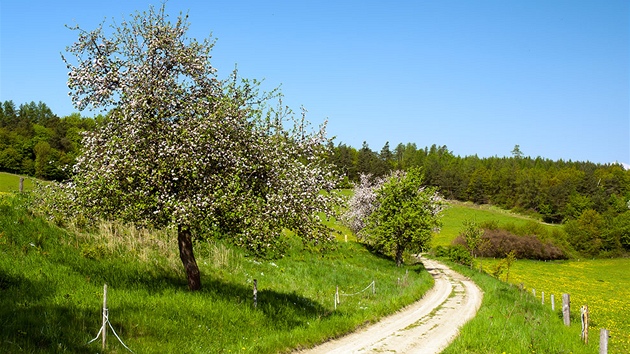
[{"x1": 298, "y1": 257, "x2": 483, "y2": 354}]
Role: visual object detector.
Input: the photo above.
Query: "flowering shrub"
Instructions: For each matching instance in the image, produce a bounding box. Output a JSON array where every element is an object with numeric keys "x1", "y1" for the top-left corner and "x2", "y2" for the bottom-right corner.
[{"x1": 41, "y1": 4, "x2": 341, "y2": 290}]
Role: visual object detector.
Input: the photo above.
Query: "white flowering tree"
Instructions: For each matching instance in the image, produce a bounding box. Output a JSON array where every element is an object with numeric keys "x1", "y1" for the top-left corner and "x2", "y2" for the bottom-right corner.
[
  {"x1": 342, "y1": 174, "x2": 385, "y2": 234},
  {"x1": 59, "y1": 5, "x2": 340, "y2": 290},
  {"x1": 344, "y1": 169, "x2": 445, "y2": 266}
]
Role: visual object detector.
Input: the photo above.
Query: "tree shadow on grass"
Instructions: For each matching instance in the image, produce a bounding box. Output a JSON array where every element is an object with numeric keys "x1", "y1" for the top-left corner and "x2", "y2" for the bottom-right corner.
[
  {"x1": 0, "y1": 269, "x2": 98, "y2": 353},
  {"x1": 357, "y1": 242, "x2": 397, "y2": 263},
  {"x1": 55, "y1": 253, "x2": 331, "y2": 330},
  {"x1": 202, "y1": 275, "x2": 331, "y2": 329}
]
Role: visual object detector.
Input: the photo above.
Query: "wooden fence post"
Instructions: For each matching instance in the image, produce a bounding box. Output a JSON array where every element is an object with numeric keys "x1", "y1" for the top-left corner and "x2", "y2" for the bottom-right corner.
[
  {"x1": 19, "y1": 177, "x2": 24, "y2": 193},
  {"x1": 541, "y1": 291, "x2": 544, "y2": 305},
  {"x1": 532, "y1": 288, "x2": 536, "y2": 297},
  {"x1": 102, "y1": 284, "x2": 108, "y2": 350},
  {"x1": 551, "y1": 294, "x2": 555, "y2": 311},
  {"x1": 253, "y1": 279, "x2": 258, "y2": 308},
  {"x1": 599, "y1": 329, "x2": 609, "y2": 354},
  {"x1": 581, "y1": 305, "x2": 589, "y2": 344},
  {"x1": 562, "y1": 293, "x2": 571, "y2": 326}
]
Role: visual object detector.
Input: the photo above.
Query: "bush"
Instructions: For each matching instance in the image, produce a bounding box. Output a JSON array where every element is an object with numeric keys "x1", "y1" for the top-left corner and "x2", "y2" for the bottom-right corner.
[
  {"x1": 453, "y1": 228, "x2": 566, "y2": 260},
  {"x1": 447, "y1": 245, "x2": 473, "y2": 266}
]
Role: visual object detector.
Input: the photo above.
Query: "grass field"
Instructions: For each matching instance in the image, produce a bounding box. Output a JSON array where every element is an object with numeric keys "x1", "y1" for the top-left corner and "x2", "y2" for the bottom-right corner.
[
  {"x1": 0, "y1": 172, "x2": 35, "y2": 194},
  {"x1": 1, "y1": 177, "x2": 624, "y2": 353},
  {"x1": 441, "y1": 260, "x2": 595, "y2": 354},
  {"x1": 482, "y1": 258, "x2": 630, "y2": 354},
  {"x1": 434, "y1": 200, "x2": 562, "y2": 247}
]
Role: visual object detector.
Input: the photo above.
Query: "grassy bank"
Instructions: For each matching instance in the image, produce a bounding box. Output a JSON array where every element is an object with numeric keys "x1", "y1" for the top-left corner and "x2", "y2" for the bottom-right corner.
[
  {"x1": 0, "y1": 194, "x2": 433, "y2": 353},
  {"x1": 482, "y1": 258, "x2": 630, "y2": 354},
  {"x1": 441, "y1": 260, "x2": 595, "y2": 354}
]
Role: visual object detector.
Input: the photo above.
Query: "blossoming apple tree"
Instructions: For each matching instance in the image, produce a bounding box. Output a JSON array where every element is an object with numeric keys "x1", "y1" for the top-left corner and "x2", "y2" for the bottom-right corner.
[{"x1": 60, "y1": 5, "x2": 340, "y2": 290}]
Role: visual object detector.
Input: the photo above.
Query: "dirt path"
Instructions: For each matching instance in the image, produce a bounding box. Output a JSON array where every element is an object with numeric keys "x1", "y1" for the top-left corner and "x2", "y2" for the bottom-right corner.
[{"x1": 298, "y1": 257, "x2": 483, "y2": 354}]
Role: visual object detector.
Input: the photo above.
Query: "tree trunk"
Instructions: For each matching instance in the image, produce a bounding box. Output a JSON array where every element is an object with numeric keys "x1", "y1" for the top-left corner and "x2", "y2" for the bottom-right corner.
[
  {"x1": 178, "y1": 225, "x2": 201, "y2": 291},
  {"x1": 395, "y1": 244, "x2": 404, "y2": 267}
]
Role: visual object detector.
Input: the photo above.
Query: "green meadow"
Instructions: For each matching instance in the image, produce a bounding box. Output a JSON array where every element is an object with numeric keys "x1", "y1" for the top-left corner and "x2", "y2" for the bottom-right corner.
[
  {"x1": 433, "y1": 199, "x2": 628, "y2": 353},
  {"x1": 0, "y1": 173, "x2": 625, "y2": 353},
  {"x1": 0, "y1": 192, "x2": 433, "y2": 353},
  {"x1": 0, "y1": 172, "x2": 34, "y2": 194},
  {"x1": 482, "y1": 258, "x2": 630, "y2": 354},
  {"x1": 434, "y1": 200, "x2": 562, "y2": 247}
]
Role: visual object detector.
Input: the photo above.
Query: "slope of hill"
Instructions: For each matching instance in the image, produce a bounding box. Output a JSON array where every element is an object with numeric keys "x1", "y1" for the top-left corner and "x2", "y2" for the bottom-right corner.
[
  {"x1": 434, "y1": 200, "x2": 562, "y2": 247},
  {"x1": 0, "y1": 193, "x2": 434, "y2": 353}
]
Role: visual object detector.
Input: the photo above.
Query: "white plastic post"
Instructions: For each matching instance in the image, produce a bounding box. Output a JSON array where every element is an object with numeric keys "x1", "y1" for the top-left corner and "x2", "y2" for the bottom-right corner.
[{"x1": 102, "y1": 284, "x2": 108, "y2": 350}]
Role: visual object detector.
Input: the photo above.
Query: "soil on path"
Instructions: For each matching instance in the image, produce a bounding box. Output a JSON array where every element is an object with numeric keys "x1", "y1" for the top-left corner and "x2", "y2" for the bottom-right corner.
[{"x1": 298, "y1": 257, "x2": 483, "y2": 354}]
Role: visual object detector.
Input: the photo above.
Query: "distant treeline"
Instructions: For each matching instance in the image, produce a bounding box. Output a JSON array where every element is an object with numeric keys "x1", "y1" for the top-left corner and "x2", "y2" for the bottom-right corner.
[
  {"x1": 0, "y1": 100, "x2": 100, "y2": 181},
  {"x1": 329, "y1": 141, "x2": 630, "y2": 256}
]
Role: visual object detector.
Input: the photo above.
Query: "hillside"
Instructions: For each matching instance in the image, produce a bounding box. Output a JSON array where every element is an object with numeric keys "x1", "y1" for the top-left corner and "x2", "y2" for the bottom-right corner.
[
  {"x1": 434, "y1": 200, "x2": 562, "y2": 247},
  {"x1": 0, "y1": 172, "x2": 34, "y2": 194},
  {"x1": 0, "y1": 193, "x2": 434, "y2": 353},
  {"x1": 0, "y1": 174, "x2": 621, "y2": 352}
]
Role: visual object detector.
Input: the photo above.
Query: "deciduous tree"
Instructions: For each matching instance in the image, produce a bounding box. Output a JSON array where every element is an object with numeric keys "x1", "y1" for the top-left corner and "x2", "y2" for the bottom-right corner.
[
  {"x1": 55, "y1": 4, "x2": 340, "y2": 290},
  {"x1": 345, "y1": 168, "x2": 445, "y2": 266}
]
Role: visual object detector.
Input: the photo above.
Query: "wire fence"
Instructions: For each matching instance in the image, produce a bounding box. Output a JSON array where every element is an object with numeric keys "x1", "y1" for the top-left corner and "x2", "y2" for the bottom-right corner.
[{"x1": 335, "y1": 280, "x2": 375, "y2": 310}]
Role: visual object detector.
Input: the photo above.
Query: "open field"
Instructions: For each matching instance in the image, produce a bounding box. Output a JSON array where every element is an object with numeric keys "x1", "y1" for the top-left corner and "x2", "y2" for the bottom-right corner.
[
  {"x1": 441, "y1": 260, "x2": 596, "y2": 354},
  {"x1": 434, "y1": 200, "x2": 562, "y2": 247},
  {"x1": 0, "y1": 172, "x2": 34, "y2": 194},
  {"x1": 483, "y1": 258, "x2": 630, "y2": 354},
  {"x1": 0, "y1": 177, "x2": 623, "y2": 352}
]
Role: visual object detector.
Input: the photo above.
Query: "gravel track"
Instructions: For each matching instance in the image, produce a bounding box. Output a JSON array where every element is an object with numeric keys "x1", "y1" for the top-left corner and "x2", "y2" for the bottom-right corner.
[{"x1": 298, "y1": 257, "x2": 483, "y2": 354}]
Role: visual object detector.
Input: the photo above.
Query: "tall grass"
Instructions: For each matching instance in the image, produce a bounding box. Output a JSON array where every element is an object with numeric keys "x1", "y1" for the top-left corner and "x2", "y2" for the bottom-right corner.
[{"x1": 0, "y1": 194, "x2": 433, "y2": 353}]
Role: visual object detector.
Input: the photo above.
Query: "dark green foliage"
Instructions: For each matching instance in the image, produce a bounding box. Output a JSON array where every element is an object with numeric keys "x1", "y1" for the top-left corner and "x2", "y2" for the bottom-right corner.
[
  {"x1": 0, "y1": 101, "x2": 96, "y2": 181},
  {"x1": 451, "y1": 245, "x2": 473, "y2": 266},
  {"x1": 328, "y1": 142, "x2": 630, "y2": 257}
]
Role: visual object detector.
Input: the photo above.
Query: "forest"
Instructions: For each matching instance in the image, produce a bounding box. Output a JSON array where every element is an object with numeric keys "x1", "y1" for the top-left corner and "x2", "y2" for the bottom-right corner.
[
  {"x1": 2, "y1": 100, "x2": 629, "y2": 256},
  {"x1": 328, "y1": 141, "x2": 630, "y2": 256},
  {"x1": 0, "y1": 100, "x2": 100, "y2": 181}
]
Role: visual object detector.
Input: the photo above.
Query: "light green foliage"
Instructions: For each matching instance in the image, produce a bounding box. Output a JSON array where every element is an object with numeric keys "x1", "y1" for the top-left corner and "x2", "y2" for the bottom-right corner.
[
  {"x1": 361, "y1": 168, "x2": 445, "y2": 266},
  {"x1": 461, "y1": 219, "x2": 484, "y2": 259},
  {"x1": 505, "y1": 249, "x2": 516, "y2": 282}
]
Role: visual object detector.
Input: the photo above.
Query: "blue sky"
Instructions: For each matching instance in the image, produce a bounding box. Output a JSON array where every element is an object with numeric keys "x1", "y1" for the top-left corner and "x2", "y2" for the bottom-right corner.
[{"x1": 1, "y1": 1, "x2": 628, "y2": 165}]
